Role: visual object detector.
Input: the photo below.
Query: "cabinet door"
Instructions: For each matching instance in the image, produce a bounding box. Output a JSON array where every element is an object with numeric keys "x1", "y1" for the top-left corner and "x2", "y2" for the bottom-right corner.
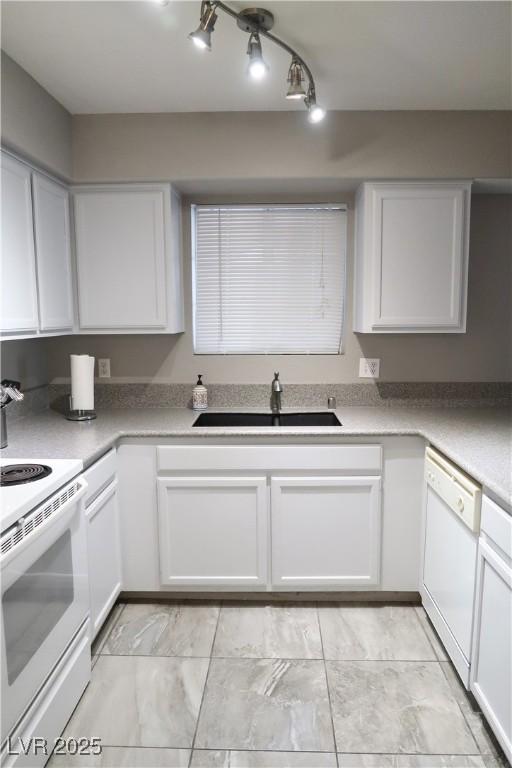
[
  {"x1": 470, "y1": 538, "x2": 512, "y2": 763},
  {"x1": 117, "y1": 444, "x2": 160, "y2": 592},
  {"x1": 271, "y1": 476, "x2": 381, "y2": 588},
  {"x1": 74, "y1": 187, "x2": 168, "y2": 330},
  {"x1": 0, "y1": 153, "x2": 39, "y2": 332},
  {"x1": 32, "y1": 173, "x2": 74, "y2": 331},
  {"x1": 86, "y1": 481, "x2": 123, "y2": 638},
  {"x1": 371, "y1": 184, "x2": 468, "y2": 330},
  {"x1": 157, "y1": 476, "x2": 268, "y2": 588}
]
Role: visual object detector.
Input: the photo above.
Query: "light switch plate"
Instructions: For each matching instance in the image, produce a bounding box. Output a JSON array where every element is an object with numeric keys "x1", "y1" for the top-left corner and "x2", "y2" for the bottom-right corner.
[
  {"x1": 359, "y1": 358, "x2": 380, "y2": 378},
  {"x1": 98, "y1": 358, "x2": 111, "y2": 378}
]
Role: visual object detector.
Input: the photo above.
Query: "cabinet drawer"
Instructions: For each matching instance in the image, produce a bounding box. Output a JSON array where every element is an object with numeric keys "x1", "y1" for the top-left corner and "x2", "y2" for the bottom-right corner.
[
  {"x1": 481, "y1": 495, "x2": 512, "y2": 560},
  {"x1": 157, "y1": 444, "x2": 382, "y2": 473},
  {"x1": 83, "y1": 448, "x2": 117, "y2": 507}
]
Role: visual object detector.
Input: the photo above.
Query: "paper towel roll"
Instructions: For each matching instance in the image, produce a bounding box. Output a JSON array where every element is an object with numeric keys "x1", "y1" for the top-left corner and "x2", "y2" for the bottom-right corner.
[{"x1": 70, "y1": 355, "x2": 95, "y2": 411}]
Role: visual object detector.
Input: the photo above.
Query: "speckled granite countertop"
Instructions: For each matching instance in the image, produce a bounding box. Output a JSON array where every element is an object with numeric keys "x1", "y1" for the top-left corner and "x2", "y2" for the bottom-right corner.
[{"x1": 3, "y1": 406, "x2": 511, "y2": 509}]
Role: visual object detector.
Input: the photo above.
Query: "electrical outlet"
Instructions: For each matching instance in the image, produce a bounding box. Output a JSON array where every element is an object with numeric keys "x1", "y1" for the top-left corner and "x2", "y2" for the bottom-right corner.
[
  {"x1": 359, "y1": 358, "x2": 380, "y2": 378},
  {"x1": 98, "y1": 358, "x2": 111, "y2": 378}
]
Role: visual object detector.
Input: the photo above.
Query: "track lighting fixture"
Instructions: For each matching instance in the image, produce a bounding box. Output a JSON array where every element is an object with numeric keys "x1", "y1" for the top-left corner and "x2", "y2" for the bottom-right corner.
[
  {"x1": 188, "y1": 1, "x2": 218, "y2": 51},
  {"x1": 247, "y1": 32, "x2": 268, "y2": 80},
  {"x1": 188, "y1": 1, "x2": 326, "y2": 123},
  {"x1": 286, "y1": 57, "x2": 306, "y2": 100}
]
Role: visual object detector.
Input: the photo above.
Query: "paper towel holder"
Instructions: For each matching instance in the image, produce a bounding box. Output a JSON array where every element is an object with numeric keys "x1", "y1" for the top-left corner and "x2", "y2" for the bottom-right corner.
[{"x1": 66, "y1": 395, "x2": 97, "y2": 422}]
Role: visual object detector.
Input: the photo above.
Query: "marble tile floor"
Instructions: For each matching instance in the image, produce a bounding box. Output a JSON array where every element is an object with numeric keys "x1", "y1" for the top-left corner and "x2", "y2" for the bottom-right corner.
[{"x1": 49, "y1": 602, "x2": 509, "y2": 768}]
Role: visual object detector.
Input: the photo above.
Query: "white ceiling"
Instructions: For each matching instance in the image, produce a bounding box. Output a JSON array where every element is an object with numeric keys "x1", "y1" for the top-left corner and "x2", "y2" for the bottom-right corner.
[{"x1": 2, "y1": 1, "x2": 511, "y2": 114}]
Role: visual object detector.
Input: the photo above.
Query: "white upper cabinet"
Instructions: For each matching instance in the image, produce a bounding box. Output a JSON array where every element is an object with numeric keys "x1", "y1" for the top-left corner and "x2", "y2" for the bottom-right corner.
[
  {"x1": 1, "y1": 152, "x2": 74, "y2": 338},
  {"x1": 0, "y1": 153, "x2": 39, "y2": 333},
  {"x1": 73, "y1": 184, "x2": 183, "y2": 333},
  {"x1": 353, "y1": 181, "x2": 471, "y2": 333},
  {"x1": 32, "y1": 173, "x2": 74, "y2": 332}
]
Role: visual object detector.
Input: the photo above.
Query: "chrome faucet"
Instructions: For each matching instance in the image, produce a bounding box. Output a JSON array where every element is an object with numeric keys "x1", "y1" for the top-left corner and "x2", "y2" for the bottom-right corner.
[{"x1": 270, "y1": 372, "x2": 283, "y2": 414}]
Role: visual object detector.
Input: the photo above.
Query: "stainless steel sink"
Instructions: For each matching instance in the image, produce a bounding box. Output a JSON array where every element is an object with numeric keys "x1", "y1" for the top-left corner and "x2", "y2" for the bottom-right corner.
[{"x1": 192, "y1": 412, "x2": 342, "y2": 427}]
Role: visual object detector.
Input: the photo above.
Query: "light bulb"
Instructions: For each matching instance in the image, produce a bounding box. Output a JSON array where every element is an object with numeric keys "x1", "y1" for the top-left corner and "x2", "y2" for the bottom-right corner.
[
  {"x1": 190, "y1": 31, "x2": 210, "y2": 50},
  {"x1": 248, "y1": 59, "x2": 267, "y2": 80},
  {"x1": 307, "y1": 104, "x2": 326, "y2": 123}
]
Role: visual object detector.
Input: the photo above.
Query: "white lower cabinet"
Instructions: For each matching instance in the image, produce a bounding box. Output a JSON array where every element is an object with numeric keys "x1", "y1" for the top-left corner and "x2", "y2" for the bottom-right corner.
[
  {"x1": 157, "y1": 476, "x2": 268, "y2": 587},
  {"x1": 157, "y1": 472, "x2": 382, "y2": 591},
  {"x1": 271, "y1": 476, "x2": 381, "y2": 588},
  {"x1": 85, "y1": 479, "x2": 123, "y2": 638},
  {"x1": 470, "y1": 496, "x2": 512, "y2": 762},
  {"x1": 118, "y1": 440, "x2": 425, "y2": 594}
]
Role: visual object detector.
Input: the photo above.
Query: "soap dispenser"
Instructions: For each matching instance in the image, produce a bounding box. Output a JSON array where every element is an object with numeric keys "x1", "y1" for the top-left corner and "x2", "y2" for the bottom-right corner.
[{"x1": 192, "y1": 375, "x2": 208, "y2": 411}]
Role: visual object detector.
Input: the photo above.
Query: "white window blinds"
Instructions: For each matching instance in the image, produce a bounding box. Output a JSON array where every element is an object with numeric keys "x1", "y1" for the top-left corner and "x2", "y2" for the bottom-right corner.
[{"x1": 192, "y1": 204, "x2": 346, "y2": 354}]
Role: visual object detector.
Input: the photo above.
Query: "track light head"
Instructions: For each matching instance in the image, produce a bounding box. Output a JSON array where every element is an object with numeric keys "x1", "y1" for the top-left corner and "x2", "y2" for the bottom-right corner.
[
  {"x1": 189, "y1": 2, "x2": 218, "y2": 51},
  {"x1": 190, "y1": 27, "x2": 211, "y2": 50},
  {"x1": 247, "y1": 32, "x2": 268, "y2": 80},
  {"x1": 286, "y1": 57, "x2": 306, "y2": 100}
]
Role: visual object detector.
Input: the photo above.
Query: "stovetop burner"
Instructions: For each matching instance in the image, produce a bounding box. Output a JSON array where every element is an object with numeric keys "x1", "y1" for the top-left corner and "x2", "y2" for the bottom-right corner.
[{"x1": 0, "y1": 464, "x2": 53, "y2": 486}]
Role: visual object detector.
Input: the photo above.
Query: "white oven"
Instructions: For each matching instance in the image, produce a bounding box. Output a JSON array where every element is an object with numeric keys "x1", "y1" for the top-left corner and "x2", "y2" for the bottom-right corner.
[{"x1": 1, "y1": 475, "x2": 89, "y2": 746}]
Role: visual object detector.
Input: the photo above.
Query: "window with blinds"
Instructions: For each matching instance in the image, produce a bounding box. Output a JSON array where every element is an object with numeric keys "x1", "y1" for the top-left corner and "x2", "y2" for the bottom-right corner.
[{"x1": 192, "y1": 204, "x2": 347, "y2": 355}]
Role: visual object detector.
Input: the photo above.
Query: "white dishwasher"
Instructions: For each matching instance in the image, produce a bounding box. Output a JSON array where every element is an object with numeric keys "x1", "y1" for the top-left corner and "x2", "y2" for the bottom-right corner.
[{"x1": 421, "y1": 446, "x2": 481, "y2": 688}]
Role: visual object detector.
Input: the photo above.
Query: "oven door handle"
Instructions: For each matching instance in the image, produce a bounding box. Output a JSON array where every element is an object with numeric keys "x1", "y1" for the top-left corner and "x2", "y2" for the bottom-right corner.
[{"x1": 0, "y1": 477, "x2": 88, "y2": 566}]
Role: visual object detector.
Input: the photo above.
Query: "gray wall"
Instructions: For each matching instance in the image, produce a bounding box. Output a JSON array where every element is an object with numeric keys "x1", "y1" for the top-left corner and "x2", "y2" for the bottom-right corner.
[
  {"x1": 0, "y1": 53, "x2": 69, "y2": 390},
  {"x1": 1, "y1": 338, "x2": 49, "y2": 390},
  {"x1": 1, "y1": 51, "x2": 72, "y2": 179},
  {"x1": 1, "y1": 56, "x2": 510, "y2": 385},
  {"x1": 72, "y1": 111, "x2": 512, "y2": 183},
  {"x1": 46, "y1": 194, "x2": 512, "y2": 384}
]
